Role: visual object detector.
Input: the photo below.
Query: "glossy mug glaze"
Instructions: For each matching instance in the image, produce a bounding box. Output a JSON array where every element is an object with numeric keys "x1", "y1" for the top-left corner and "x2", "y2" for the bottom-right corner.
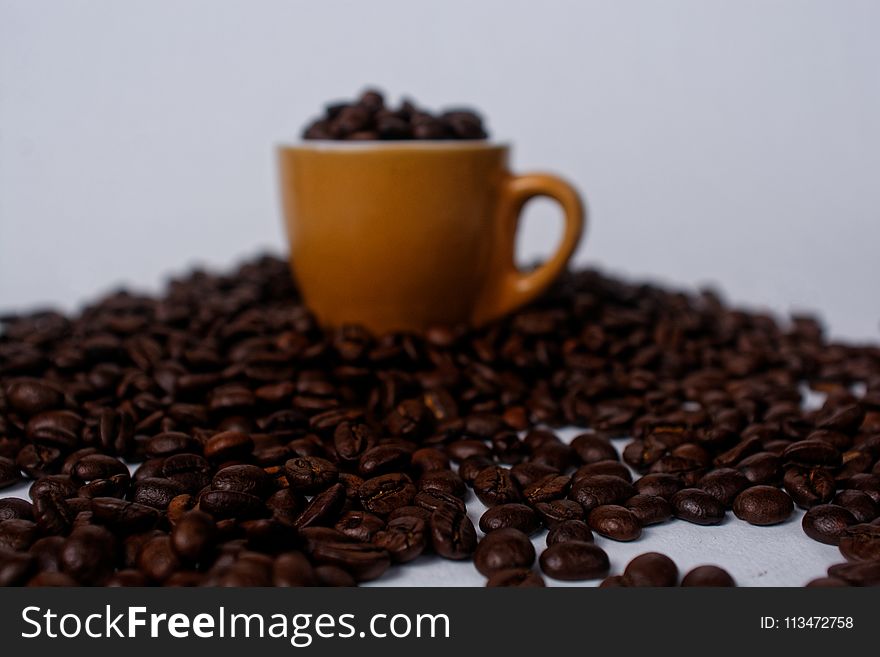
[{"x1": 278, "y1": 141, "x2": 585, "y2": 334}]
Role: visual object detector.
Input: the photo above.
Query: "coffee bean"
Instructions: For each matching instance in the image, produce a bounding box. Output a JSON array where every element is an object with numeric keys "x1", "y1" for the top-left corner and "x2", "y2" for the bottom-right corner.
[
  {"x1": 213, "y1": 464, "x2": 274, "y2": 498},
  {"x1": 473, "y1": 528, "x2": 535, "y2": 576},
  {"x1": 633, "y1": 473, "x2": 683, "y2": 500},
  {"x1": 479, "y1": 503, "x2": 541, "y2": 535},
  {"x1": 0, "y1": 457, "x2": 22, "y2": 489},
  {"x1": 534, "y1": 500, "x2": 584, "y2": 527},
  {"x1": 418, "y1": 470, "x2": 466, "y2": 498},
  {"x1": 670, "y1": 488, "x2": 726, "y2": 525},
  {"x1": 623, "y1": 552, "x2": 678, "y2": 587},
  {"x1": 294, "y1": 483, "x2": 346, "y2": 529},
  {"x1": 485, "y1": 568, "x2": 545, "y2": 587},
  {"x1": 335, "y1": 511, "x2": 385, "y2": 542},
  {"x1": 0, "y1": 498, "x2": 33, "y2": 521},
  {"x1": 732, "y1": 486, "x2": 794, "y2": 525},
  {"x1": 91, "y1": 497, "x2": 159, "y2": 534},
  {"x1": 204, "y1": 431, "x2": 253, "y2": 461},
  {"x1": 472, "y1": 466, "x2": 521, "y2": 506},
  {"x1": 587, "y1": 505, "x2": 642, "y2": 541},
  {"x1": 783, "y1": 466, "x2": 836, "y2": 509},
  {"x1": 374, "y1": 515, "x2": 428, "y2": 563},
  {"x1": 546, "y1": 519, "x2": 593, "y2": 546},
  {"x1": 309, "y1": 540, "x2": 390, "y2": 582},
  {"x1": 738, "y1": 452, "x2": 781, "y2": 485},
  {"x1": 570, "y1": 433, "x2": 618, "y2": 464},
  {"x1": 430, "y1": 506, "x2": 476, "y2": 559},
  {"x1": 539, "y1": 541, "x2": 609, "y2": 581},
  {"x1": 284, "y1": 456, "x2": 338, "y2": 494},
  {"x1": 273, "y1": 551, "x2": 318, "y2": 586},
  {"x1": 0, "y1": 549, "x2": 34, "y2": 586},
  {"x1": 359, "y1": 473, "x2": 416, "y2": 515},
  {"x1": 826, "y1": 560, "x2": 880, "y2": 586},
  {"x1": 681, "y1": 565, "x2": 735, "y2": 587},
  {"x1": 802, "y1": 504, "x2": 857, "y2": 545},
  {"x1": 137, "y1": 535, "x2": 181, "y2": 582},
  {"x1": 6, "y1": 378, "x2": 63, "y2": 415},
  {"x1": 0, "y1": 518, "x2": 38, "y2": 551},
  {"x1": 698, "y1": 468, "x2": 750, "y2": 507},
  {"x1": 199, "y1": 490, "x2": 265, "y2": 520},
  {"x1": 523, "y1": 474, "x2": 571, "y2": 505},
  {"x1": 569, "y1": 474, "x2": 635, "y2": 512},
  {"x1": 833, "y1": 490, "x2": 878, "y2": 523},
  {"x1": 60, "y1": 525, "x2": 116, "y2": 584},
  {"x1": 170, "y1": 510, "x2": 216, "y2": 563},
  {"x1": 625, "y1": 494, "x2": 672, "y2": 526}
]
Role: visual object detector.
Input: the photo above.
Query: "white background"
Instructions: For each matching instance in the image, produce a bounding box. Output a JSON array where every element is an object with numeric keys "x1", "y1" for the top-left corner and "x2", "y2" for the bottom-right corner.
[
  {"x1": 0, "y1": 1, "x2": 876, "y2": 585},
  {"x1": 1, "y1": 0, "x2": 879, "y2": 340}
]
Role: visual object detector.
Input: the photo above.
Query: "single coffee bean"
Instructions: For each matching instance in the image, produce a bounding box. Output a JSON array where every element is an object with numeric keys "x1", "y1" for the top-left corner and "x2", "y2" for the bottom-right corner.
[
  {"x1": 698, "y1": 468, "x2": 751, "y2": 507},
  {"x1": 802, "y1": 504, "x2": 857, "y2": 545},
  {"x1": 838, "y1": 523, "x2": 880, "y2": 562},
  {"x1": 523, "y1": 474, "x2": 571, "y2": 505},
  {"x1": 587, "y1": 505, "x2": 642, "y2": 541},
  {"x1": 569, "y1": 475, "x2": 635, "y2": 512},
  {"x1": 137, "y1": 535, "x2": 181, "y2": 582},
  {"x1": 681, "y1": 565, "x2": 735, "y2": 587},
  {"x1": 458, "y1": 455, "x2": 494, "y2": 485},
  {"x1": 171, "y1": 510, "x2": 217, "y2": 563},
  {"x1": 0, "y1": 518, "x2": 38, "y2": 551},
  {"x1": 358, "y1": 444, "x2": 411, "y2": 477},
  {"x1": 204, "y1": 431, "x2": 254, "y2": 461},
  {"x1": 0, "y1": 498, "x2": 33, "y2": 521},
  {"x1": 335, "y1": 511, "x2": 385, "y2": 542},
  {"x1": 485, "y1": 568, "x2": 545, "y2": 587},
  {"x1": 33, "y1": 492, "x2": 74, "y2": 536},
  {"x1": 90, "y1": 497, "x2": 159, "y2": 534},
  {"x1": 539, "y1": 541, "x2": 609, "y2": 581},
  {"x1": 510, "y1": 462, "x2": 558, "y2": 488},
  {"x1": 418, "y1": 470, "x2": 466, "y2": 498},
  {"x1": 783, "y1": 466, "x2": 836, "y2": 509},
  {"x1": 782, "y1": 439, "x2": 841, "y2": 467},
  {"x1": 633, "y1": 473, "x2": 683, "y2": 500},
  {"x1": 212, "y1": 464, "x2": 274, "y2": 499},
  {"x1": 534, "y1": 500, "x2": 584, "y2": 527},
  {"x1": 574, "y1": 460, "x2": 632, "y2": 483},
  {"x1": 309, "y1": 540, "x2": 391, "y2": 582},
  {"x1": 479, "y1": 503, "x2": 541, "y2": 535},
  {"x1": 133, "y1": 477, "x2": 186, "y2": 510},
  {"x1": 294, "y1": 483, "x2": 346, "y2": 529},
  {"x1": 199, "y1": 490, "x2": 265, "y2": 520},
  {"x1": 472, "y1": 466, "x2": 521, "y2": 506},
  {"x1": 284, "y1": 456, "x2": 338, "y2": 495},
  {"x1": 826, "y1": 560, "x2": 880, "y2": 586},
  {"x1": 473, "y1": 528, "x2": 535, "y2": 576},
  {"x1": 623, "y1": 552, "x2": 678, "y2": 587},
  {"x1": 430, "y1": 506, "x2": 477, "y2": 559},
  {"x1": 373, "y1": 515, "x2": 427, "y2": 563},
  {"x1": 833, "y1": 490, "x2": 878, "y2": 523},
  {"x1": 546, "y1": 519, "x2": 593, "y2": 546},
  {"x1": 0, "y1": 457, "x2": 23, "y2": 489},
  {"x1": 570, "y1": 433, "x2": 618, "y2": 464},
  {"x1": 359, "y1": 473, "x2": 416, "y2": 515},
  {"x1": 414, "y1": 489, "x2": 466, "y2": 514},
  {"x1": 732, "y1": 486, "x2": 794, "y2": 525},
  {"x1": 670, "y1": 488, "x2": 726, "y2": 525},
  {"x1": 273, "y1": 551, "x2": 318, "y2": 587},
  {"x1": 0, "y1": 549, "x2": 34, "y2": 586},
  {"x1": 625, "y1": 494, "x2": 672, "y2": 526},
  {"x1": 59, "y1": 525, "x2": 116, "y2": 584},
  {"x1": 6, "y1": 378, "x2": 63, "y2": 415}
]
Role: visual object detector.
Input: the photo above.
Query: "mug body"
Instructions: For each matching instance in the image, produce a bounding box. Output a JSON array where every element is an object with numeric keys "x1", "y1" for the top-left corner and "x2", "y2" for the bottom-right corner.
[{"x1": 278, "y1": 142, "x2": 509, "y2": 333}]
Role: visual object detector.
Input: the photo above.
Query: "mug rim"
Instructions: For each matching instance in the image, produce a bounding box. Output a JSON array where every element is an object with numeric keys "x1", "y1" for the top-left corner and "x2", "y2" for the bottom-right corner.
[{"x1": 278, "y1": 140, "x2": 510, "y2": 152}]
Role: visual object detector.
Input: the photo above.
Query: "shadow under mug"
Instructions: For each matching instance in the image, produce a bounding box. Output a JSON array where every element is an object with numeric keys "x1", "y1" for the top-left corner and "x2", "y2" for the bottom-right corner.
[{"x1": 278, "y1": 141, "x2": 585, "y2": 334}]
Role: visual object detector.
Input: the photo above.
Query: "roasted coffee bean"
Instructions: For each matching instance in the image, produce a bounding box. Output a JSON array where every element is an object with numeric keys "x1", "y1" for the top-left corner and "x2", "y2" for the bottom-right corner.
[
  {"x1": 843, "y1": 473, "x2": 880, "y2": 505},
  {"x1": 146, "y1": 432, "x2": 201, "y2": 457},
  {"x1": 204, "y1": 431, "x2": 253, "y2": 462},
  {"x1": 415, "y1": 488, "x2": 466, "y2": 514},
  {"x1": 783, "y1": 439, "x2": 841, "y2": 467},
  {"x1": 358, "y1": 444, "x2": 411, "y2": 477},
  {"x1": 539, "y1": 541, "x2": 609, "y2": 581},
  {"x1": 838, "y1": 523, "x2": 880, "y2": 562},
  {"x1": 373, "y1": 515, "x2": 427, "y2": 563},
  {"x1": 273, "y1": 551, "x2": 318, "y2": 587},
  {"x1": 681, "y1": 565, "x2": 735, "y2": 587},
  {"x1": 485, "y1": 568, "x2": 545, "y2": 587},
  {"x1": 335, "y1": 511, "x2": 385, "y2": 542},
  {"x1": 430, "y1": 506, "x2": 476, "y2": 559},
  {"x1": 33, "y1": 492, "x2": 74, "y2": 536},
  {"x1": 534, "y1": 500, "x2": 584, "y2": 527},
  {"x1": 826, "y1": 560, "x2": 880, "y2": 586},
  {"x1": 314, "y1": 564, "x2": 356, "y2": 587},
  {"x1": 569, "y1": 475, "x2": 635, "y2": 512},
  {"x1": 633, "y1": 473, "x2": 682, "y2": 500},
  {"x1": 418, "y1": 470, "x2": 466, "y2": 498},
  {"x1": 510, "y1": 462, "x2": 558, "y2": 488},
  {"x1": 458, "y1": 455, "x2": 493, "y2": 485},
  {"x1": 309, "y1": 540, "x2": 390, "y2": 582},
  {"x1": 0, "y1": 457, "x2": 22, "y2": 489},
  {"x1": 783, "y1": 466, "x2": 836, "y2": 509},
  {"x1": 479, "y1": 503, "x2": 541, "y2": 535},
  {"x1": 698, "y1": 468, "x2": 751, "y2": 507},
  {"x1": 0, "y1": 498, "x2": 33, "y2": 521},
  {"x1": 284, "y1": 456, "x2": 338, "y2": 495},
  {"x1": 27, "y1": 410, "x2": 82, "y2": 448},
  {"x1": 0, "y1": 549, "x2": 34, "y2": 586},
  {"x1": 359, "y1": 473, "x2": 416, "y2": 515},
  {"x1": 473, "y1": 528, "x2": 535, "y2": 576},
  {"x1": 137, "y1": 535, "x2": 181, "y2": 582},
  {"x1": 6, "y1": 378, "x2": 63, "y2": 415},
  {"x1": 625, "y1": 494, "x2": 672, "y2": 526},
  {"x1": 170, "y1": 510, "x2": 216, "y2": 563},
  {"x1": 570, "y1": 433, "x2": 618, "y2": 464},
  {"x1": 623, "y1": 552, "x2": 678, "y2": 587},
  {"x1": 802, "y1": 504, "x2": 857, "y2": 545},
  {"x1": 265, "y1": 488, "x2": 304, "y2": 526},
  {"x1": 199, "y1": 490, "x2": 265, "y2": 520},
  {"x1": 732, "y1": 486, "x2": 794, "y2": 525},
  {"x1": 472, "y1": 466, "x2": 521, "y2": 506},
  {"x1": 833, "y1": 490, "x2": 878, "y2": 523},
  {"x1": 59, "y1": 525, "x2": 115, "y2": 584},
  {"x1": 387, "y1": 505, "x2": 431, "y2": 524},
  {"x1": 671, "y1": 488, "x2": 726, "y2": 525},
  {"x1": 738, "y1": 452, "x2": 781, "y2": 485},
  {"x1": 0, "y1": 518, "x2": 38, "y2": 551},
  {"x1": 295, "y1": 483, "x2": 346, "y2": 529},
  {"x1": 90, "y1": 497, "x2": 159, "y2": 533},
  {"x1": 213, "y1": 464, "x2": 274, "y2": 498},
  {"x1": 587, "y1": 505, "x2": 642, "y2": 541},
  {"x1": 546, "y1": 519, "x2": 593, "y2": 546},
  {"x1": 133, "y1": 477, "x2": 186, "y2": 510},
  {"x1": 523, "y1": 474, "x2": 571, "y2": 505}
]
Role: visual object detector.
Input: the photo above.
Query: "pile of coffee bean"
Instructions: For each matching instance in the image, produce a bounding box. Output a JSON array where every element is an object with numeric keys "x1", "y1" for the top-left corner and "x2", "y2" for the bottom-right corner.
[
  {"x1": 301, "y1": 89, "x2": 488, "y2": 141},
  {"x1": 1, "y1": 255, "x2": 879, "y2": 587}
]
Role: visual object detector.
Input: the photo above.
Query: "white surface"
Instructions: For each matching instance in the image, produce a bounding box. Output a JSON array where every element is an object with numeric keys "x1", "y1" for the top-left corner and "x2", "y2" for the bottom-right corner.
[
  {"x1": 3, "y1": 426, "x2": 844, "y2": 587},
  {"x1": 1, "y1": 0, "x2": 880, "y2": 340}
]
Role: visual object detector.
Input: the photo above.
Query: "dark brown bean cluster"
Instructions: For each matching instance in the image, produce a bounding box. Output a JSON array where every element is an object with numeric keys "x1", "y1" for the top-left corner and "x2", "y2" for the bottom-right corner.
[
  {"x1": 1, "y1": 255, "x2": 879, "y2": 587},
  {"x1": 301, "y1": 89, "x2": 488, "y2": 141}
]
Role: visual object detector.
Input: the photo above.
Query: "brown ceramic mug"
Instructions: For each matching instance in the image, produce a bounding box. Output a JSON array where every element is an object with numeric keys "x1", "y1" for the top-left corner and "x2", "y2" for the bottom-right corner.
[{"x1": 277, "y1": 142, "x2": 585, "y2": 334}]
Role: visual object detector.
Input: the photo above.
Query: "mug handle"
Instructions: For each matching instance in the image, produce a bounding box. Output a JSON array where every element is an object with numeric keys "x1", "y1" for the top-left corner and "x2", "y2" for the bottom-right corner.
[{"x1": 473, "y1": 172, "x2": 586, "y2": 325}]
